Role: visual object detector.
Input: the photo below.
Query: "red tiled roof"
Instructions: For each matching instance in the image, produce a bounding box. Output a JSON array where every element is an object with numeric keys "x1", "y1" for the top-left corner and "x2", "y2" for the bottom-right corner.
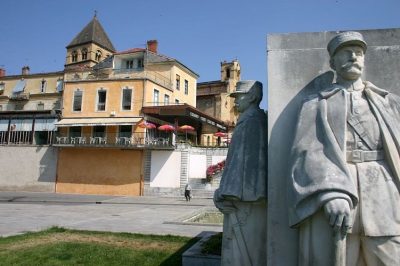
[{"x1": 114, "y1": 48, "x2": 146, "y2": 55}]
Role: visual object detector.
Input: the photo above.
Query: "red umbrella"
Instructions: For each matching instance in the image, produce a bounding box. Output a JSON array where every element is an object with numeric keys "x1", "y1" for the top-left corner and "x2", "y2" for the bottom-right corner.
[
  {"x1": 214, "y1": 132, "x2": 227, "y2": 137},
  {"x1": 179, "y1": 125, "x2": 195, "y2": 131},
  {"x1": 138, "y1": 121, "x2": 156, "y2": 129},
  {"x1": 158, "y1": 124, "x2": 175, "y2": 131},
  {"x1": 179, "y1": 125, "x2": 195, "y2": 140}
]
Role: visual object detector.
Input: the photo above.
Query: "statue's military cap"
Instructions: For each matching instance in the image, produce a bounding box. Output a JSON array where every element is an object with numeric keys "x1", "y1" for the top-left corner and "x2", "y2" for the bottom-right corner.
[
  {"x1": 327, "y1": 31, "x2": 367, "y2": 57},
  {"x1": 229, "y1": 80, "x2": 262, "y2": 97}
]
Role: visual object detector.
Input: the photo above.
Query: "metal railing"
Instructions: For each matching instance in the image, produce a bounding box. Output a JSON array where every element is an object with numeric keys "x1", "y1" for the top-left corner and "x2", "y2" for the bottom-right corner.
[
  {"x1": 0, "y1": 131, "x2": 55, "y2": 145},
  {"x1": 65, "y1": 69, "x2": 173, "y2": 90},
  {"x1": 53, "y1": 132, "x2": 174, "y2": 148}
]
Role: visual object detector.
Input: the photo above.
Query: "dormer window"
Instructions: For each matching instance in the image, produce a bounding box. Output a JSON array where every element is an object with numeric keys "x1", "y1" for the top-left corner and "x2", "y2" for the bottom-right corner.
[
  {"x1": 138, "y1": 58, "x2": 144, "y2": 68},
  {"x1": 71, "y1": 51, "x2": 78, "y2": 62},
  {"x1": 123, "y1": 58, "x2": 143, "y2": 70},
  {"x1": 81, "y1": 48, "x2": 88, "y2": 60},
  {"x1": 126, "y1": 60, "x2": 134, "y2": 69},
  {"x1": 95, "y1": 50, "x2": 102, "y2": 61}
]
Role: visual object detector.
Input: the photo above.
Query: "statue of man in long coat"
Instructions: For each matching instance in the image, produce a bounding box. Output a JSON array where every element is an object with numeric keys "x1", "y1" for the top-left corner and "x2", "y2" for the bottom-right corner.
[
  {"x1": 290, "y1": 31, "x2": 400, "y2": 265},
  {"x1": 214, "y1": 80, "x2": 267, "y2": 266}
]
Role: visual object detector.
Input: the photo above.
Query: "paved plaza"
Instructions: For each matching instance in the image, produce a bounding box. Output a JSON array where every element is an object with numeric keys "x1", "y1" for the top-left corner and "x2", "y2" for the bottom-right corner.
[{"x1": 0, "y1": 192, "x2": 222, "y2": 237}]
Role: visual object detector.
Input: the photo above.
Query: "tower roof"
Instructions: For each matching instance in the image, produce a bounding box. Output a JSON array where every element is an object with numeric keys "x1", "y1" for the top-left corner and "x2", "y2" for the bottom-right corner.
[{"x1": 66, "y1": 15, "x2": 116, "y2": 52}]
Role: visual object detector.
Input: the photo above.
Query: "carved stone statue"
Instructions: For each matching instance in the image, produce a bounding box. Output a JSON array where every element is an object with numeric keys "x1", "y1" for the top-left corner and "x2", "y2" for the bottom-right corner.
[
  {"x1": 214, "y1": 80, "x2": 267, "y2": 266},
  {"x1": 289, "y1": 31, "x2": 400, "y2": 265}
]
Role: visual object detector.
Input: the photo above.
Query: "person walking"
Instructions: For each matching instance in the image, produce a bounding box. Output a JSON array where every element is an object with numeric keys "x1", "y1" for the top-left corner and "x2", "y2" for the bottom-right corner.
[{"x1": 184, "y1": 183, "x2": 192, "y2": 201}]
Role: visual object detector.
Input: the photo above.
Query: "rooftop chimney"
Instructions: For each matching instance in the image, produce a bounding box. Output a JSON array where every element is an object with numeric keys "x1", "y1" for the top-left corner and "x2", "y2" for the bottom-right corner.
[
  {"x1": 0, "y1": 68, "x2": 5, "y2": 77},
  {"x1": 147, "y1": 40, "x2": 158, "y2": 53},
  {"x1": 22, "y1": 66, "x2": 30, "y2": 75}
]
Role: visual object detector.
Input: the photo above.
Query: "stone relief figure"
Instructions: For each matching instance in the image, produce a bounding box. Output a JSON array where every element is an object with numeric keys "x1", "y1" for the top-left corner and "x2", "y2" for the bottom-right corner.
[
  {"x1": 289, "y1": 31, "x2": 400, "y2": 265},
  {"x1": 214, "y1": 80, "x2": 267, "y2": 266}
]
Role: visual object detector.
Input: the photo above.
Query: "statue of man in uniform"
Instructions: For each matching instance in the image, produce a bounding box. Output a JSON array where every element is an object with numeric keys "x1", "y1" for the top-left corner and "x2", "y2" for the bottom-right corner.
[
  {"x1": 289, "y1": 31, "x2": 400, "y2": 265},
  {"x1": 214, "y1": 80, "x2": 267, "y2": 266}
]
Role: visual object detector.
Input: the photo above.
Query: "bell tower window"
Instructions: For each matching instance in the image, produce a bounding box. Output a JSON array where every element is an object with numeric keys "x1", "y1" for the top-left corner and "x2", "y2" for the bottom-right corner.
[
  {"x1": 71, "y1": 51, "x2": 78, "y2": 63},
  {"x1": 95, "y1": 50, "x2": 102, "y2": 61},
  {"x1": 81, "y1": 48, "x2": 88, "y2": 60}
]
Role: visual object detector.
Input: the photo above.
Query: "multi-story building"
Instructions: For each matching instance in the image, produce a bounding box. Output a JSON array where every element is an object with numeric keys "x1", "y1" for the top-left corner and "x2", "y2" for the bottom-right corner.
[
  {"x1": 0, "y1": 66, "x2": 63, "y2": 145},
  {"x1": 53, "y1": 15, "x2": 226, "y2": 196},
  {"x1": 0, "y1": 14, "x2": 228, "y2": 196},
  {"x1": 196, "y1": 59, "x2": 241, "y2": 145}
]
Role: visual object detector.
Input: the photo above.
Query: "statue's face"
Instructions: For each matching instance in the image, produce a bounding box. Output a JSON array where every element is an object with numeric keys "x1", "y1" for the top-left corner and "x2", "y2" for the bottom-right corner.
[
  {"x1": 234, "y1": 93, "x2": 252, "y2": 113},
  {"x1": 331, "y1": 45, "x2": 365, "y2": 81}
]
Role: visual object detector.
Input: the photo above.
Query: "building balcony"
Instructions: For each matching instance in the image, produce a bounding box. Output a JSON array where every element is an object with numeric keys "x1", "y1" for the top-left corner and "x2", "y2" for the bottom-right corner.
[
  {"x1": 53, "y1": 132, "x2": 174, "y2": 150},
  {"x1": 65, "y1": 69, "x2": 173, "y2": 91},
  {"x1": 9, "y1": 92, "x2": 30, "y2": 101}
]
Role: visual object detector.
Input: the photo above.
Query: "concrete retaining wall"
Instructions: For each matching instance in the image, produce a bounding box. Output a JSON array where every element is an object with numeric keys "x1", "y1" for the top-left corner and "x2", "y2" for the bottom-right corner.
[
  {"x1": 144, "y1": 145, "x2": 228, "y2": 197},
  {"x1": 0, "y1": 146, "x2": 57, "y2": 192},
  {"x1": 150, "y1": 150, "x2": 181, "y2": 188}
]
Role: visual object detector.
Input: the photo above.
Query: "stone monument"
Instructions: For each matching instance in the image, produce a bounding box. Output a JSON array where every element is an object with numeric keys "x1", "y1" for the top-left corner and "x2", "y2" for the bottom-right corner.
[
  {"x1": 214, "y1": 80, "x2": 267, "y2": 266},
  {"x1": 289, "y1": 31, "x2": 400, "y2": 265},
  {"x1": 268, "y1": 28, "x2": 400, "y2": 265}
]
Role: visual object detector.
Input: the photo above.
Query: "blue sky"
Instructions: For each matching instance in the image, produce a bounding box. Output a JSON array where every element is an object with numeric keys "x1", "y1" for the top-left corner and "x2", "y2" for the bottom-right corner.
[{"x1": 0, "y1": 0, "x2": 399, "y2": 109}]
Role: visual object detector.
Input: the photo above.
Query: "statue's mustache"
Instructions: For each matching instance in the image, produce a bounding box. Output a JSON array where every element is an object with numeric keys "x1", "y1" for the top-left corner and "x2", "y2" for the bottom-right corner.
[{"x1": 341, "y1": 62, "x2": 362, "y2": 70}]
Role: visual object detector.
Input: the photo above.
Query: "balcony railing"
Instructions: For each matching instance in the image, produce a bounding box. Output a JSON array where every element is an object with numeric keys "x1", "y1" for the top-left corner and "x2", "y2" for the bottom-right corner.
[
  {"x1": 9, "y1": 92, "x2": 30, "y2": 101},
  {"x1": 65, "y1": 69, "x2": 173, "y2": 90},
  {"x1": 53, "y1": 132, "x2": 174, "y2": 149},
  {"x1": 0, "y1": 130, "x2": 55, "y2": 145}
]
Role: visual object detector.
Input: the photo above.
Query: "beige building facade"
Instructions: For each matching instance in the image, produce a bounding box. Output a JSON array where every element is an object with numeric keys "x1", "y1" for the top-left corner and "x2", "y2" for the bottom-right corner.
[
  {"x1": 197, "y1": 59, "x2": 241, "y2": 145},
  {"x1": 55, "y1": 15, "x2": 200, "y2": 196},
  {"x1": 0, "y1": 66, "x2": 63, "y2": 145},
  {"x1": 0, "y1": 14, "x2": 229, "y2": 196}
]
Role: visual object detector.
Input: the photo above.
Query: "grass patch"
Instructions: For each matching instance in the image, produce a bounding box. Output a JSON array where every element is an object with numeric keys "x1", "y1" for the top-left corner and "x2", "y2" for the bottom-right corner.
[
  {"x1": 201, "y1": 232, "x2": 222, "y2": 256},
  {"x1": 0, "y1": 227, "x2": 199, "y2": 266}
]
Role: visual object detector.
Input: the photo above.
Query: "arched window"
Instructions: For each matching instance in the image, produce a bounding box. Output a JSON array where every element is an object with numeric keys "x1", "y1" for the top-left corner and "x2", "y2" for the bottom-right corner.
[
  {"x1": 71, "y1": 51, "x2": 78, "y2": 62},
  {"x1": 81, "y1": 48, "x2": 88, "y2": 60},
  {"x1": 95, "y1": 50, "x2": 102, "y2": 61}
]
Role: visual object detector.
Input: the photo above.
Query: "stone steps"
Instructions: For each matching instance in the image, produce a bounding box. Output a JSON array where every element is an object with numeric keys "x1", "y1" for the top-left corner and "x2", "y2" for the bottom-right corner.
[{"x1": 191, "y1": 188, "x2": 215, "y2": 199}]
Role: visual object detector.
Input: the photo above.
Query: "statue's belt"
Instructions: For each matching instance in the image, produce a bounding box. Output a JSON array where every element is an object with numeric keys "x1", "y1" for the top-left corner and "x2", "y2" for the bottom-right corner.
[{"x1": 346, "y1": 150, "x2": 385, "y2": 163}]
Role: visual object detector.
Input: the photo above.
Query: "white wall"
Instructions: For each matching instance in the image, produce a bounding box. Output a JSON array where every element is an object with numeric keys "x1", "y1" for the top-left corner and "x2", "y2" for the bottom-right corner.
[
  {"x1": 0, "y1": 146, "x2": 57, "y2": 192},
  {"x1": 212, "y1": 156, "x2": 226, "y2": 165},
  {"x1": 188, "y1": 154, "x2": 207, "y2": 179},
  {"x1": 150, "y1": 150, "x2": 181, "y2": 188}
]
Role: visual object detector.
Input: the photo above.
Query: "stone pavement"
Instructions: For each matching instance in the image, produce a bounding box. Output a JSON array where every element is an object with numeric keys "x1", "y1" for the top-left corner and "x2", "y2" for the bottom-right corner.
[{"x1": 0, "y1": 192, "x2": 222, "y2": 237}]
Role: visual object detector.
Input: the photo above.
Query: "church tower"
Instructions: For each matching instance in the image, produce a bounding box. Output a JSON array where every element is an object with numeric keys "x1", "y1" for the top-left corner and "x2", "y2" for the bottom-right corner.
[
  {"x1": 220, "y1": 59, "x2": 241, "y2": 93},
  {"x1": 65, "y1": 14, "x2": 116, "y2": 70},
  {"x1": 220, "y1": 59, "x2": 241, "y2": 125}
]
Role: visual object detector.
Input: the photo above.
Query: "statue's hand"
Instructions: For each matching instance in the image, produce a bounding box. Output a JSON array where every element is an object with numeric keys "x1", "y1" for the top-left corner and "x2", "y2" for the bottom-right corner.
[{"x1": 323, "y1": 198, "x2": 352, "y2": 234}]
